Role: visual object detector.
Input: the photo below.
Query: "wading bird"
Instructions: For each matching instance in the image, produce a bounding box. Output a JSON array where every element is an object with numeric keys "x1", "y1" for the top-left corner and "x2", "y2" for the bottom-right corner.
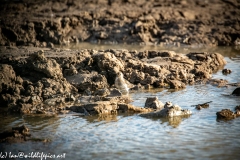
[{"x1": 114, "y1": 72, "x2": 129, "y2": 95}]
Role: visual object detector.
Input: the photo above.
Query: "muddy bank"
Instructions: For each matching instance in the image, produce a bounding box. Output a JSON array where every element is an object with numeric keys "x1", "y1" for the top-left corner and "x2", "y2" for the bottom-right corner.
[
  {"x1": 0, "y1": 0, "x2": 240, "y2": 47},
  {"x1": 0, "y1": 125, "x2": 30, "y2": 143},
  {"x1": 0, "y1": 46, "x2": 226, "y2": 115}
]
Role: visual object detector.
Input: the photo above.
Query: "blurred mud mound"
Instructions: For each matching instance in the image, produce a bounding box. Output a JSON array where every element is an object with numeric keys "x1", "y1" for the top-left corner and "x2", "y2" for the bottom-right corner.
[{"x1": 0, "y1": 0, "x2": 240, "y2": 47}]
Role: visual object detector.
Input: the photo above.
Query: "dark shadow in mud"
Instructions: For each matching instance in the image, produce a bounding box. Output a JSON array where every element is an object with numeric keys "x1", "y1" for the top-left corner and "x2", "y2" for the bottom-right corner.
[{"x1": 144, "y1": 115, "x2": 191, "y2": 128}]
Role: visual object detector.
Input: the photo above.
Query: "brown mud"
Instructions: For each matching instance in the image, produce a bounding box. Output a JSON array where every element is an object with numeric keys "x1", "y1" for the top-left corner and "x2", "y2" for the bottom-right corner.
[
  {"x1": 0, "y1": 1, "x2": 240, "y2": 146},
  {"x1": 0, "y1": 0, "x2": 240, "y2": 47},
  {"x1": 216, "y1": 106, "x2": 240, "y2": 120},
  {"x1": 0, "y1": 46, "x2": 226, "y2": 116},
  {"x1": 0, "y1": 125, "x2": 30, "y2": 143}
]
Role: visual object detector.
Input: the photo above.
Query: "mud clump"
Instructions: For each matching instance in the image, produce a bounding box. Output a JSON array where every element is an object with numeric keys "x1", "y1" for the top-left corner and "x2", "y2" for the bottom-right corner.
[
  {"x1": 0, "y1": 47, "x2": 226, "y2": 115},
  {"x1": 70, "y1": 101, "x2": 118, "y2": 115},
  {"x1": 92, "y1": 52, "x2": 125, "y2": 85},
  {"x1": 191, "y1": 101, "x2": 212, "y2": 110},
  {"x1": 0, "y1": 50, "x2": 77, "y2": 114},
  {"x1": 216, "y1": 109, "x2": 236, "y2": 120},
  {"x1": 0, "y1": 125, "x2": 31, "y2": 143},
  {"x1": 70, "y1": 99, "x2": 152, "y2": 115},
  {"x1": 27, "y1": 50, "x2": 63, "y2": 79},
  {"x1": 216, "y1": 106, "x2": 240, "y2": 120},
  {"x1": 0, "y1": 64, "x2": 23, "y2": 106},
  {"x1": 144, "y1": 97, "x2": 164, "y2": 110},
  {"x1": 66, "y1": 72, "x2": 109, "y2": 92},
  {"x1": 141, "y1": 101, "x2": 192, "y2": 118}
]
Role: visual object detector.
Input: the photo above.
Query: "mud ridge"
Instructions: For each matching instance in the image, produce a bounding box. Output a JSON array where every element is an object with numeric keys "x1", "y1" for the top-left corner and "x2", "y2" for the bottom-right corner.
[
  {"x1": 0, "y1": 0, "x2": 240, "y2": 47},
  {"x1": 0, "y1": 46, "x2": 226, "y2": 115}
]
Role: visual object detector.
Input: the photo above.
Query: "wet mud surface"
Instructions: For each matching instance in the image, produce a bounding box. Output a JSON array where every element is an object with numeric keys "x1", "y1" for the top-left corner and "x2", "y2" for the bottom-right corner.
[
  {"x1": 0, "y1": 46, "x2": 227, "y2": 116},
  {"x1": 0, "y1": 0, "x2": 240, "y2": 47},
  {"x1": 0, "y1": 45, "x2": 240, "y2": 159},
  {"x1": 0, "y1": 0, "x2": 240, "y2": 148}
]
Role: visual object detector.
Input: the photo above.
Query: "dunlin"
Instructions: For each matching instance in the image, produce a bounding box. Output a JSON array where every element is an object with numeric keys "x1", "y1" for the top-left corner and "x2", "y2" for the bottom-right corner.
[{"x1": 115, "y1": 72, "x2": 129, "y2": 95}]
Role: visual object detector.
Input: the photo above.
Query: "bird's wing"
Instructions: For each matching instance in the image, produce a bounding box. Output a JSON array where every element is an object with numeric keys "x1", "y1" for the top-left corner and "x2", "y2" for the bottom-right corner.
[{"x1": 124, "y1": 78, "x2": 134, "y2": 88}]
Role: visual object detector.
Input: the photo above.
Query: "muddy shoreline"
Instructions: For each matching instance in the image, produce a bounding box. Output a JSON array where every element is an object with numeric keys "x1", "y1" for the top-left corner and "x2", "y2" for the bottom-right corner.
[
  {"x1": 1, "y1": 0, "x2": 240, "y2": 148},
  {"x1": 0, "y1": 46, "x2": 227, "y2": 115},
  {"x1": 0, "y1": 0, "x2": 240, "y2": 47},
  {"x1": 2, "y1": 45, "x2": 239, "y2": 143}
]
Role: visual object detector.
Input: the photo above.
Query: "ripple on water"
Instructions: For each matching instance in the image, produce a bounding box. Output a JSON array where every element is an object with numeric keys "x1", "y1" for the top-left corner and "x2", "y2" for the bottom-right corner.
[{"x1": 1, "y1": 47, "x2": 240, "y2": 160}]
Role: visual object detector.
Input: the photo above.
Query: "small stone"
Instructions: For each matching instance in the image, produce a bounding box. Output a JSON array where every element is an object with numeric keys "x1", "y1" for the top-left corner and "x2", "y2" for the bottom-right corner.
[
  {"x1": 141, "y1": 103, "x2": 192, "y2": 118},
  {"x1": 216, "y1": 109, "x2": 236, "y2": 120},
  {"x1": 144, "y1": 97, "x2": 164, "y2": 109},
  {"x1": 94, "y1": 88, "x2": 110, "y2": 96},
  {"x1": 235, "y1": 110, "x2": 240, "y2": 117},
  {"x1": 222, "y1": 68, "x2": 232, "y2": 75},
  {"x1": 235, "y1": 105, "x2": 240, "y2": 111},
  {"x1": 232, "y1": 87, "x2": 240, "y2": 96},
  {"x1": 168, "y1": 80, "x2": 186, "y2": 89},
  {"x1": 196, "y1": 103, "x2": 209, "y2": 110}
]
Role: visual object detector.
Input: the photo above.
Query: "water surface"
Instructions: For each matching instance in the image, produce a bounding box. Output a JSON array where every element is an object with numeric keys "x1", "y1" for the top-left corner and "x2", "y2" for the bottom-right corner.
[{"x1": 1, "y1": 44, "x2": 240, "y2": 160}]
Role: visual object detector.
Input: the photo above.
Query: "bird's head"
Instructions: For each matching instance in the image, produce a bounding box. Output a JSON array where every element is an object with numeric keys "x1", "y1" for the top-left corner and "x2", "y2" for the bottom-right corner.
[{"x1": 117, "y1": 72, "x2": 124, "y2": 78}]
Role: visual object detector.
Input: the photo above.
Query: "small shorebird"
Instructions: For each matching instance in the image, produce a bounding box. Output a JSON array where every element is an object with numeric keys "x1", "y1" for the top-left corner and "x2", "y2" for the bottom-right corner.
[
  {"x1": 115, "y1": 72, "x2": 129, "y2": 95},
  {"x1": 164, "y1": 101, "x2": 172, "y2": 108}
]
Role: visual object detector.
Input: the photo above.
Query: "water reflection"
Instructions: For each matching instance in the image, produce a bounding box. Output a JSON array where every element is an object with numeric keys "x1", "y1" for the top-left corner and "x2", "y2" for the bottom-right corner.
[
  {"x1": 145, "y1": 115, "x2": 192, "y2": 128},
  {"x1": 82, "y1": 114, "x2": 118, "y2": 123},
  {"x1": 0, "y1": 113, "x2": 23, "y2": 130},
  {"x1": 1, "y1": 44, "x2": 240, "y2": 160},
  {"x1": 164, "y1": 115, "x2": 191, "y2": 128},
  {"x1": 75, "y1": 112, "x2": 138, "y2": 124},
  {"x1": 74, "y1": 111, "x2": 191, "y2": 128}
]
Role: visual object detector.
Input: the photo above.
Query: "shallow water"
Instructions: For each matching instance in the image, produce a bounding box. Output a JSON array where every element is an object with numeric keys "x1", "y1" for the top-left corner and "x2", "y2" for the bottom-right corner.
[{"x1": 1, "y1": 44, "x2": 240, "y2": 160}]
